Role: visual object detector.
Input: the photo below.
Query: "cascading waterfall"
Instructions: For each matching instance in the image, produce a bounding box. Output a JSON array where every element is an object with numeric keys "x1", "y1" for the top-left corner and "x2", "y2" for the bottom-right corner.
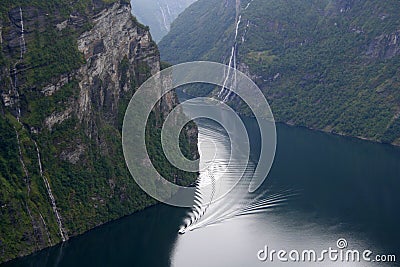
[
  {"x1": 158, "y1": 1, "x2": 169, "y2": 31},
  {"x1": 10, "y1": 7, "x2": 67, "y2": 243},
  {"x1": 165, "y1": 2, "x2": 172, "y2": 18},
  {"x1": 218, "y1": 15, "x2": 241, "y2": 101},
  {"x1": 39, "y1": 212, "x2": 53, "y2": 246},
  {"x1": 10, "y1": 14, "x2": 46, "y2": 240},
  {"x1": 19, "y1": 7, "x2": 27, "y2": 59},
  {"x1": 218, "y1": 0, "x2": 255, "y2": 102},
  {"x1": 10, "y1": 7, "x2": 26, "y2": 121},
  {"x1": 244, "y1": 0, "x2": 255, "y2": 10},
  {"x1": 12, "y1": 7, "x2": 26, "y2": 180},
  {"x1": 34, "y1": 141, "x2": 68, "y2": 242},
  {"x1": 217, "y1": 1, "x2": 242, "y2": 101}
]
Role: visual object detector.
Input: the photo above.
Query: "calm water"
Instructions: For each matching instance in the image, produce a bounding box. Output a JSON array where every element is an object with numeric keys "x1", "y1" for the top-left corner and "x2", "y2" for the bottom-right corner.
[{"x1": 3, "y1": 107, "x2": 400, "y2": 266}]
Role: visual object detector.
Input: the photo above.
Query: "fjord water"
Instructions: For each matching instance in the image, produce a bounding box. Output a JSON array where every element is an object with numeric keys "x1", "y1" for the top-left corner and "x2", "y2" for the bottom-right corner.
[{"x1": 4, "y1": 109, "x2": 400, "y2": 266}]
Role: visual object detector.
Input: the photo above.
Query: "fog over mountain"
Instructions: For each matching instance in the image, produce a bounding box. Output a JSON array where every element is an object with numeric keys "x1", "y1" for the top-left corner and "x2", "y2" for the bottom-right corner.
[{"x1": 131, "y1": 0, "x2": 197, "y2": 42}]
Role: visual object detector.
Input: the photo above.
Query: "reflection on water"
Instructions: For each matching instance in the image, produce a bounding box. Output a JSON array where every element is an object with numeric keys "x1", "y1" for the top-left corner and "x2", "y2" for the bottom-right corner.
[
  {"x1": 3, "y1": 103, "x2": 400, "y2": 266},
  {"x1": 179, "y1": 118, "x2": 297, "y2": 234},
  {"x1": 172, "y1": 119, "x2": 397, "y2": 267},
  {"x1": 172, "y1": 93, "x2": 400, "y2": 266}
]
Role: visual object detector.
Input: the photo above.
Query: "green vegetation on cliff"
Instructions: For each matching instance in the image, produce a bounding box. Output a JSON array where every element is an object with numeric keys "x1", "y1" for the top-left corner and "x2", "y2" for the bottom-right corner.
[
  {"x1": 0, "y1": 0, "x2": 198, "y2": 263},
  {"x1": 159, "y1": 0, "x2": 400, "y2": 145}
]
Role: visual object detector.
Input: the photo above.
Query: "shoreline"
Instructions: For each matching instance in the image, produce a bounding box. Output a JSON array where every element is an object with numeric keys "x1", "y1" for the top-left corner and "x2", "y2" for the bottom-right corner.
[
  {"x1": 280, "y1": 121, "x2": 400, "y2": 149},
  {"x1": 2, "y1": 202, "x2": 188, "y2": 265},
  {"x1": 180, "y1": 88, "x2": 400, "y2": 149},
  {"x1": 5, "y1": 92, "x2": 399, "y2": 265}
]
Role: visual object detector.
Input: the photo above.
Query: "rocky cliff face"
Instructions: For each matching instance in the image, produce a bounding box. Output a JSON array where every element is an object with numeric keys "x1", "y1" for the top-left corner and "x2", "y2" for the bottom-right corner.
[
  {"x1": 0, "y1": 0, "x2": 197, "y2": 263},
  {"x1": 76, "y1": 3, "x2": 159, "y2": 130}
]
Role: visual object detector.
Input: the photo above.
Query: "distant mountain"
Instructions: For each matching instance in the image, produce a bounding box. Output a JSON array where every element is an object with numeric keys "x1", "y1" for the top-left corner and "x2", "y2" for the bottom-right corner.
[
  {"x1": 159, "y1": 0, "x2": 400, "y2": 145},
  {"x1": 131, "y1": 0, "x2": 197, "y2": 42}
]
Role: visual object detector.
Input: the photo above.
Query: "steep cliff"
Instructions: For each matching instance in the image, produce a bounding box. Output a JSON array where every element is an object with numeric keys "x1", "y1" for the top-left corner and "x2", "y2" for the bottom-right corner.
[
  {"x1": 0, "y1": 0, "x2": 197, "y2": 263},
  {"x1": 159, "y1": 0, "x2": 400, "y2": 145}
]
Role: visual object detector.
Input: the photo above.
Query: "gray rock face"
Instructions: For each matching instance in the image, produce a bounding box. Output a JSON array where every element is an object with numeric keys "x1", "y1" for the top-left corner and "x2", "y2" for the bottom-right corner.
[
  {"x1": 367, "y1": 30, "x2": 400, "y2": 59},
  {"x1": 36, "y1": 1, "x2": 180, "y2": 143},
  {"x1": 75, "y1": 2, "x2": 160, "y2": 133}
]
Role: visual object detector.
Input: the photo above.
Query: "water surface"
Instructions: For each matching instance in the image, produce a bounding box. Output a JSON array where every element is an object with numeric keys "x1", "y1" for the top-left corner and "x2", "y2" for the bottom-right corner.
[{"x1": 4, "y1": 112, "x2": 400, "y2": 267}]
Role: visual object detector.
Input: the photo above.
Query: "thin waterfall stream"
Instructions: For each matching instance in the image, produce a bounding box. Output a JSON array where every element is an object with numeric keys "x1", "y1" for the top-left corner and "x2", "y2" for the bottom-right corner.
[
  {"x1": 218, "y1": 0, "x2": 256, "y2": 102},
  {"x1": 34, "y1": 141, "x2": 68, "y2": 242},
  {"x1": 11, "y1": 7, "x2": 67, "y2": 243},
  {"x1": 218, "y1": 0, "x2": 242, "y2": 101}
]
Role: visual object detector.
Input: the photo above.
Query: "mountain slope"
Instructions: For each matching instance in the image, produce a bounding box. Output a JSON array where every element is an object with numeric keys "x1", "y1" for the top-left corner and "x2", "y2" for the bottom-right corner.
[
  {"x1": 130, "y1": 0, "x2": 197, "y2": 42},
  {"x1": 0, "y1": 0, "x2": 197, "y2": 263},
  {"x1": 159, "y1": 0, "x2": 400, "y2": 145}
]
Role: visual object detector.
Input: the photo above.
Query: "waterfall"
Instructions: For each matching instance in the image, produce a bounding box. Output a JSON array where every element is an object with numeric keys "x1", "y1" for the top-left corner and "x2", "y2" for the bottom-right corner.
[
  {"x1": 217, "y1": 46, "x2": 235, "y2": 99},
  {"x1": 19, "y1": 7, "x2": 27, "y2": 59},
  {"x1": 9, "y1": 7, "x2": 67, "y2": 245},
  {"x1": 15, "y1": 127, "x2": 53, "y2": 246},
  {"x1": 222, "y1": 15, "x2": 242, "y2": 102},
  {"x1": 34, "y1": 141, "x2": 68, "y2": 242},
  {"x1": 218, "y1": 0, "x2": 257, "y2": 102},
  {"x1": 165, "y1": 1, "x2": 172, "y2": 17},
  {"x1": 159, "y1": 1, "x2": 169, "y2": 31},
  {"x1": 39, "y1": 212, "x2": 53, "y2": 246},
  {"x1": 244, "y1": 0, "x2": 255, "y2": 10},
  {"x1": 218, "y1": 0, "x2": 242, "y2": 101},
  {"x1": 13, "y1": 6, "x2": 29, "y2": 190},
  {"x1": 9, "y1": 7, "x2": 26, "y2": 121}
]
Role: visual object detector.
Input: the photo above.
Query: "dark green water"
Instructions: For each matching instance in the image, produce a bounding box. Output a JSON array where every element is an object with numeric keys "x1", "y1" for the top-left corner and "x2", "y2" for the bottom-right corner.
[{"x1": 3, "y1": 120, "x2": 400, "y2": 266}]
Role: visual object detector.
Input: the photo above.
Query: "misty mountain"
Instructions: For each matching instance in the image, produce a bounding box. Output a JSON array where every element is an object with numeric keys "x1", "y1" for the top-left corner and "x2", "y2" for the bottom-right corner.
[{"x1": 131, "y1": 0, "x2": 197, "y2": 42}]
